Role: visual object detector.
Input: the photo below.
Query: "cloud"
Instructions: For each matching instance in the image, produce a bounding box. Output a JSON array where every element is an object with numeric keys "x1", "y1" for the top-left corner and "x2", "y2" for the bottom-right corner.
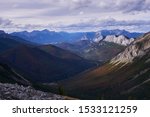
[
  {"x1": 119, "y1": 0, "x2": 150, "y2": 13},
  {"x1": 0, "y1": 0, "x2": 150, "y2": 16},
  {"x1": 53, "y1": 18, "x2": 150, "y2": 32},
  {"x1": 99, "y1": 18, "x2": 150, "y2": 27},
  {"x1": 0, "y1": 18, "x2": 12, "y2": 26},
  {"x1": 0, "y1": 16, "x2": 150, "y2": 33},
  {"x1": 61, "y1": 18, "x2": 150, "y2": 27},
  {"x1": 34, "y1": 0, "x2": 150, "y2": 17},
  {"x1": 0, "y1": 17, "x2": 13, "y2": 27},
  {"x1": 0, "y1": 0, "x2": 149, "y2": 32}
]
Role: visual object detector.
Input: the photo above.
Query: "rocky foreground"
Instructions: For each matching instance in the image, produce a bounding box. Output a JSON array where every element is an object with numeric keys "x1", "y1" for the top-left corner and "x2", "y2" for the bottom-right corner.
[{"x1": 0, "y1": 83, "x2": 64, "y2": 100}]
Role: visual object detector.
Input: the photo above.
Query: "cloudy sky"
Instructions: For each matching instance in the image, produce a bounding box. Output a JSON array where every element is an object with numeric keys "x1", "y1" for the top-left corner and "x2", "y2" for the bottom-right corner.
[{"x1": 0, "y1": 0, "x2": 150, "y2": 32}]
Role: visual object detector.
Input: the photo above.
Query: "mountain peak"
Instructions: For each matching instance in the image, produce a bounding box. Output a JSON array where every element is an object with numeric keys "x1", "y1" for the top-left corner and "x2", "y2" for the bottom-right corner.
[
  {"x1": 93, "y1": 32, "x2": 103, "y2": 43},
  {"x1": 0, "y1": 30, "x2": 5, "y2": 34},
  {"x1": 111, "y1": 32, "x2": 150, "y2": 63},
  {"x1": 103, "y1": 35, "x2": 134, "y2": 46},
  {"x1": 80, "y1": 34, "x2": 89, "y2": 41},
  {"x1": 100, "y1": 29, "x2": 143, "y2": 38},
  {"x1": 42, "y1": 29, "x2": 50, "y2": 32}
]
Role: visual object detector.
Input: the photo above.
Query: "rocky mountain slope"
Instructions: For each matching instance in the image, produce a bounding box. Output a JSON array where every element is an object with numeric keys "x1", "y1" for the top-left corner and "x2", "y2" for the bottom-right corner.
[
  {"x1": 111, "y1": 32, "x2": 150, "y2": 63},
  {"x1": 56, "y1": 40, "x2": 125, "y2": 62},
  {"x1": 60, "y1": 32, "x2": 150, "y2": 99},
  {"x1": 0, "y1": 83, "x2": 64, "y2": 100},
  {"x1": 0, "y1": 62, "x2": 65, "y2": 100},
  {"x1": 11, "y1": 29, "x2": 143, "y2": 44},
  {"x1": 100, "y1": 29, "x2": 143, "y2": 38},
  {"x1": 56, "y1": 32, "x2": 136, "y2": 62},
  {"x1": 11, "y1": 29, "x2": 87, "y2": 44},
  {"x1": 103, "y1": 35, "x2": 134, "y2": 46},
  {"x1": 93, "y1": 32, "x2": 103, "y2": 43},
  {"x1": 0, "y1": 31, "x2": 96, "y2": 83}
]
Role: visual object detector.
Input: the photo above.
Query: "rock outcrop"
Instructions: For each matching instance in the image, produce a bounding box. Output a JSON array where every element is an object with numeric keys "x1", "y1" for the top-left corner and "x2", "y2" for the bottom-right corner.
[
  {"x1": 111, "y1": 32, "x2": 150, "y2": 63},
  {"x1": 93, "y1": 32, "x2": 103, "y2": 43},
  {"x1": 104, "y1": 35, "x2": 134, "y2": 46},
  {"x1": 0, "y1": 83, "x2": 64, "y2": 100}
]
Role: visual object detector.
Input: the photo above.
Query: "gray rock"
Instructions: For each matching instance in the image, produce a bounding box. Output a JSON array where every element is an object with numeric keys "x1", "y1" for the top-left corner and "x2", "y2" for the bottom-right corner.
[{"x1": 0, "y1": 83, "x2": 64, "y2": 100}]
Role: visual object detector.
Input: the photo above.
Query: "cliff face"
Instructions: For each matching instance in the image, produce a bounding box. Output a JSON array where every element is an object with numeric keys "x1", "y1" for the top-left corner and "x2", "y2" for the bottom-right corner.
[
  {"x1": 104, "y1": 35, "x2": 134, "y2": 46},
  {"x1": 111, "y1": 32, "x2": 150, "y2": 63}
]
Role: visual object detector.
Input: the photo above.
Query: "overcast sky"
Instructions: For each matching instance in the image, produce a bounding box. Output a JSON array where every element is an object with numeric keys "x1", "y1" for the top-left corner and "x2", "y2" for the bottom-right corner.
[{"x1": 0, "y1": 0, "x2": 150, "y2": 32}]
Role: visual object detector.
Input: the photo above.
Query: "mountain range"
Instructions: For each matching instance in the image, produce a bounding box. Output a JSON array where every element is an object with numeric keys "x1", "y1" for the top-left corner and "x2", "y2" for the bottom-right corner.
[
  {"x1": 0, "y1": 31, "x2": 96, "y2": 83},
  {"x1": 56, "y1": 40, "x2": 125, "y2": 62},
  {"x1": 103, "y1": 35, "x2": 134, "y2": 46},
  {"x1": 0, "y1": 32, "x2": 37, "y2": 53},
  {"x1": 0, "y1": 30, "x2": 98, "y2": 99},
  {"x1": 0, "y1": 47, "x2": 95, "y2": 83},
  {"x1": 59, "y1": 32, "x2": 150, "y2": 99},
  {"x1": 0, "y1": 29, "x2": 149, "y2": 100},
  {"x1": 56, "y1": 32, "x2": 137, "y2": 61},
  {"x1": 11, "y1": 29, "x2": 143, "y2": 44}
]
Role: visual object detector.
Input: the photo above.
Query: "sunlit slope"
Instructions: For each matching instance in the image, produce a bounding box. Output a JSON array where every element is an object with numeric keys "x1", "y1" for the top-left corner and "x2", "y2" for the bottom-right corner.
[{"x1": 61, "y1": 32, "x2": 150, "y2": 99}]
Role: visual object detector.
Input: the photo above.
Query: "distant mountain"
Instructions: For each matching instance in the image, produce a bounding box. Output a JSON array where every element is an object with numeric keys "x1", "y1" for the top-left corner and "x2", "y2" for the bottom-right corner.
[
  {"x1": 0, "y1": 45, "x2": 95, "y2": 83},
  {"x1": 11, "y1": 30, "x2": 87, "y2": 44},
  {"x1": 111, "y1": 32, "x2": 150, "y2": 63},
  {"x1": 0, "y1": 31, "x2": 37, "y2": 53},
  {"x1": 11, "y1": 29, "x2": 143, "y2": 44},
  {"x1": 60, "y1": 32, "x2": 150, "y2": 99},
  {"x1": 56, "y1": 30, "x2": 142, "y2": 61},
  {"x1": 56, "y1": 40, "x2": 125, "y2": 62},
  {"x1": 0, "y1": 30, "x2": 5, "y2": 34},
  {"x1": 100, "y1": 29, "x2": 143, "y2": 38},
  {"x1": 103, "y1": 35, "x2": 134, "y2": 46},
  {"x1": 93, "y1": 32, "x2": 103, "y2": 43}
]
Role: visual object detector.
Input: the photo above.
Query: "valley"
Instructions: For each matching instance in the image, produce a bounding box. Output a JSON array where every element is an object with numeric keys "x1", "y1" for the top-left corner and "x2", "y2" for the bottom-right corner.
[
  {"x1": 0, "y1": 29, "x2": 149, "y2": 100},
  {"x1": 59, "y1": 32, "x2": 150, "y2": 99}
]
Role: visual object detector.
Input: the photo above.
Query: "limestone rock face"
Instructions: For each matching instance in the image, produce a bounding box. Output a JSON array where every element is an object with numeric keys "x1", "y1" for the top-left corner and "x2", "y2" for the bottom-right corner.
[
  {"x1": 111, "y1": 32, "x2": 150, "y2": 63},
  {"x1": 93, "y1": 32, "x2": 103, "y2": 43},
  {"x1": 104, "y1": 35, "x2": 134, "y2": 46}
]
